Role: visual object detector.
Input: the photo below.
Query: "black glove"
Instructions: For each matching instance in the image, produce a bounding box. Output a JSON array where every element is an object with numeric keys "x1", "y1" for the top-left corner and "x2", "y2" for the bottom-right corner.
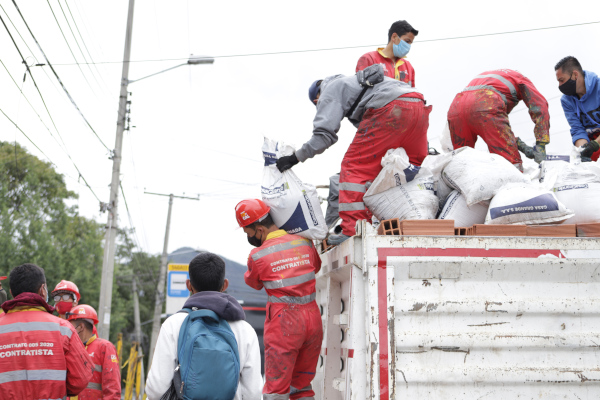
[
  {"x1": 532, "y1": 142, "x2": 547, "y2": 164},
  {"x1": 276, "y1": 154, "x2": 299, "y2": 172},
  {"x1": 580, "y1": 140, "x2": 600, "y2": 158},
  {"x1": 516, "y1": 137, "x2": 534, "y2": 159},
  {"x1": 582, "y1": 156, "x2": 593, "y2": 162}
]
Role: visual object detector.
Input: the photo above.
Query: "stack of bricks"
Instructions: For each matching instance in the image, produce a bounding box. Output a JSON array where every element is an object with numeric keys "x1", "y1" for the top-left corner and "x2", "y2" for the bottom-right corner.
[
  {"x1": 377, "y1": 218, "x2": 401, "y2": 235},
  {"x1": 465, "y1": 224, "x2": 527, "y2": 236},
  {"x1": 377, "y1": 219, "x2": 454, "y2": 236},
  {"x1": 527, "y1": 224, "x2": 576, "y2": 237}
]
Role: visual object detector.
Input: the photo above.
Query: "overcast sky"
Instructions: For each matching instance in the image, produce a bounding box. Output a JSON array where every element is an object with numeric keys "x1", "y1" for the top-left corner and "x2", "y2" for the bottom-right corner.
[{"x1": 1, "y1": 0, "x2": 599, "y2": 265}]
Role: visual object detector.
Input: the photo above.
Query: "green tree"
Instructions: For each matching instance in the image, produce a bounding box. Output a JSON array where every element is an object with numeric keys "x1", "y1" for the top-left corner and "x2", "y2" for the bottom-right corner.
[{"x1": 0, "y1": 141, "x2": 160, "y2": 362}]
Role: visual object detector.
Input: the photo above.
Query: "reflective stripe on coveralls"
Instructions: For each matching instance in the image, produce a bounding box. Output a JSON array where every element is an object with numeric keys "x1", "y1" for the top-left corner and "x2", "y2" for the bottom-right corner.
[
  {"x1": 86, "y1": 381, "x2": 102, "y2": 391},
  {"x1": 267, "y1": 293, "x2": 316, "y2": 305},
  {"x1": 251, "y1": 240, "x2": 309, "y2": 262},
  {"x1": 263, "y1": 272, "x2": 316, "y2": 290},
  {"x1": 0, "y1": 369, "x2": 66, "y2": 384}
]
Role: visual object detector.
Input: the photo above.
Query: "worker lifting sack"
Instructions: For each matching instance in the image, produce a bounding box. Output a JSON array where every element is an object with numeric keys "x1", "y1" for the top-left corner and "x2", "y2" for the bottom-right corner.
[{"x1": 261, "y1": 137, "x2": 328, "y2": 240}]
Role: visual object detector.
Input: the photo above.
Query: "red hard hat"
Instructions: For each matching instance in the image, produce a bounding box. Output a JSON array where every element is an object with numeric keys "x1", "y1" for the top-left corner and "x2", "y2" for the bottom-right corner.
[
  {"x1": 51, "y1": 280, "x2": 81, "y2": 302},
  {"x1": 66, "y1": 304, "x2": 99, "y2": 325},
  {"x1": 235, "y1": 199, "x2": 271, "y2": 228}
]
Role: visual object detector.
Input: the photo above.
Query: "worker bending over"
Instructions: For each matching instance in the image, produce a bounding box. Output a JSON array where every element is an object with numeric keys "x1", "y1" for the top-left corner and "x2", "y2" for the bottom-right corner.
[
  {"x1": 236, "y1": 199, "x2": 322, "y2": 400},
  {"x1": 555, "y1": 56, "x2": 600, "y2": 161},
  {"x1": 356, "y1": 19, "x2": 419, "y2": 86},
  {"x1": 67, "y1": 305, "x2": 121, "y2": 399},
  {"x1": 277, "y1": 63, "x2": 431, "y2": 245},
  {"x1": 447, "y1": 69, "x2": 550, "y2": 170}
]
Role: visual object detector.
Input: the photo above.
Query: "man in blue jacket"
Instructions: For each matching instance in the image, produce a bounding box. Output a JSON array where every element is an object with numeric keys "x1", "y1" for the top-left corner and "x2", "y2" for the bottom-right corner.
[{"x1": 555, "y1": 56, "x2": 600, "y2": 161}]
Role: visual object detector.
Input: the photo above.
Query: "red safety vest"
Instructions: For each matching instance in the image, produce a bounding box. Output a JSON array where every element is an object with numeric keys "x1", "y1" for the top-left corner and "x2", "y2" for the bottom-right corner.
[
  {"x1": 245, "y1": 230, "x2": 321, "y2": 304},
  {"x1": 74, "y1": 335, "x2": 121, "y2": 400},
  {"x1": 0, "y1": 306, "x2": 94, "y2": 399}
]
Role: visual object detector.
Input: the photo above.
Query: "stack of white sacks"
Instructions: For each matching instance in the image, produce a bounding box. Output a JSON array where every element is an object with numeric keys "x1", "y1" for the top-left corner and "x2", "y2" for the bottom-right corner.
[{"x1": 363, "y1": 144, "x2": 600, "y2": 227}]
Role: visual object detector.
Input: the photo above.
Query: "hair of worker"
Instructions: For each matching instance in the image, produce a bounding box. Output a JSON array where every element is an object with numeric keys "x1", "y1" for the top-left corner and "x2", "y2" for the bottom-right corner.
[
  {"x1": 72, "y1": 319, "x2": 94, "y2": 332},
  {"x1": 555, "y1": 56, "x2": 583, "y2": 74},
  {"x1": 246, "y1": 214, "x2": 276, "y2": 230},
  {"x1": 9, "y1": 263, "x2": 46, "y2": 297},
  {"x1": 388, "y1": 20, "x2": 419, "y2": 42},
  {"x1": 188, "y1": 252, "x2": 226, "y2": 292}
]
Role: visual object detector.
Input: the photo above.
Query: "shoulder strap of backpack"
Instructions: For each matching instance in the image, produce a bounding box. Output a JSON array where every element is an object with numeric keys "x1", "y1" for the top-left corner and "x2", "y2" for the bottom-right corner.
[{"x1": 345, "y1": 85, "x2": 369, "y2": 122}]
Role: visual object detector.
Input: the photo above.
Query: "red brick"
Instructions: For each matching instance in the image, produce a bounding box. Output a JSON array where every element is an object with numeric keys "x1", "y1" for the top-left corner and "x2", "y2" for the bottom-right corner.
[
  {"x1": 454, "y1": 227, "x2": 468, "y2": 236},
  {"x1": 377, "y1": 218, "x2": 401, "y2": 236},
  {"x1": 401, "y1": 220, "x2": 455, "y2": 236},
  {"x1": 468, "y1": 224, "x2": 527, "y2": 236},
  {"x1": 576, "y1": 223, "x2": 600, "y2": 237},
  {"x1": 527, "y1": 224, "x2": 576, "y2": 237}
]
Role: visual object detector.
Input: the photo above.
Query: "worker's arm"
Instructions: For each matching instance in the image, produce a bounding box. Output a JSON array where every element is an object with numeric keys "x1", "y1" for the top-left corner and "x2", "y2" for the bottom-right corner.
[
  {"x1": 244, "y1": 256, "x2": 264, "y2": 290},
  {"x1": 64, "y1": 325, "x2": 94, "y2": 396},
  {"x1": 518, "y1": 77, "x2": 550, "y2": 145},
  {"x1": 236, "y1": 321, "x2": 263, "y2": 400},
  {"x1": 101, "y1": 342, "x2": 121, "y2": 400},
  {"x1": 295, "y1": 80, "x2": 347, "y2": 163},
  {"x1": 145, "y1": 316, "x2": 179, "y2": 400},
  {"x1": 561, "y1": 97, "x2": 590, "y2": 144}
]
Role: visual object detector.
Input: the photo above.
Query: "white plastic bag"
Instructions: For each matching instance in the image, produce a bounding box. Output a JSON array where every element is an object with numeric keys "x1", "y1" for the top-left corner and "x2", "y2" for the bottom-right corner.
[
  {"x1": 439, "y1": 121, "x2": 454, "y2": 153},
  {"x1": 364, "y1": 148, "x2": 438, "y2": 221},
  {"x1": 438, "y1": 190, "x2": 489, "y2": 227},
  {"x1": 420, "y1": 147, "x2": 467, "y2": 205},
  {"x1": 261, "y1": 138, "x2": 327, "y2": 240},
  {"x1": 442, "y1": 147, "x2": 529, "y2": 206},
  {"x1": 485, "y1": 183, "x2": 573, "y2": 225}
]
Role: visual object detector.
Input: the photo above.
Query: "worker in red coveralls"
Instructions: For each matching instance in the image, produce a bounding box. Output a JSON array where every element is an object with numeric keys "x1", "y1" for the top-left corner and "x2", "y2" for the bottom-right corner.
[
  {"x1": 236, "y1": 199, "x2": 323, "y2": 400},
  {"x1": 67, "y1": 304, "x2": 121, "y2": 399},
  {"x1": 277, "y1": 63, "x2": 431, "y2": 245},
  {"x1": 447, "y1": 69, "x2": 551, "y2": 170},
  {"x1": 356, "y1": 19, "x2": 418, "y2": 86},
  {"x1": 0, "y1": 263, "x2": 94, "y2": 399}
]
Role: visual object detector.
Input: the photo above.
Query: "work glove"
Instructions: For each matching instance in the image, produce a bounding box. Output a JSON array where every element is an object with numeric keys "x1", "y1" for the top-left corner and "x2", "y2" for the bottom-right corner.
[
  {"x1": 582, "y1": 156, "x2": 593, "y2": 162},
  {"x1": 580, "y1": 140, "x2": 600, "y2": 158},
  {"x1": 516, "y1": 137, "x2": 534, "y2": 159},
  {"x1": 276, "y1": 153, "x2": 299, "y2": 172},
  {"x1": 532, "y1": 142, "x2": 546, "y2": 164}
]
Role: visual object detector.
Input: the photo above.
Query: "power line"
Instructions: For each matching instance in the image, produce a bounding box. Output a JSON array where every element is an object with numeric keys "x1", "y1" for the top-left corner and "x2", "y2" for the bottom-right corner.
[
  {"x1": 11, "y1": 0, "x2": 111, "y2": 151},
  {"x1": 45, "y1": 0, "x2": 100, "y2": 99},
  {"x1": 51, "y1": 21, "x2": 600, "y2": 66},
  {"x1": 63, "y1": 0, "x2": 114, "y2": 98}
]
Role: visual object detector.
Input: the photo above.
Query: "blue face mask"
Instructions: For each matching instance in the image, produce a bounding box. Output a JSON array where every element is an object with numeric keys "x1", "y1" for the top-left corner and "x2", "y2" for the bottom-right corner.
[{"x1": 393, "y1": 40, "x2": 411, "y2": 58}]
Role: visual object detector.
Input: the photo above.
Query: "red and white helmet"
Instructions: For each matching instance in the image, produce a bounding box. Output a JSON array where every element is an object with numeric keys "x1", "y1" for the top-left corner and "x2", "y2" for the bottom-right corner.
[
  {"x1": 66, "y1": 304, "x2": 99, "y2": 325},
  {"x1": 235, "y1": 199, "x2": 271, "y2": 228},
  {"x1": 51, "y1": 280, "x2": 81, "y2": 302}
]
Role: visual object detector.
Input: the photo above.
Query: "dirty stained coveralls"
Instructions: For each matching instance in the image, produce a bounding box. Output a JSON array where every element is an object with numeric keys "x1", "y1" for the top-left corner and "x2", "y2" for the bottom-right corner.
[
  {"x1": 71, "y1": 334, "x2": 120, "y2": 400},
  {"x1": 245, "y1": 229, "x2": 322, "y2": 400},
  {"x1": 447, "y1": 69, "x2": 550, "y2": 165},
  {"x1": 560, "y1": 70, "x2": 600, "y2": 161},
  {"x1": 0, "y1": 295, "x2": 94, "y2": 399},
  {"x1": 295, "y1": 64, "x2": 431, "y2": 237},
  {"x1": 356, "y1": 47, "x2": 416, "y2": 86}
]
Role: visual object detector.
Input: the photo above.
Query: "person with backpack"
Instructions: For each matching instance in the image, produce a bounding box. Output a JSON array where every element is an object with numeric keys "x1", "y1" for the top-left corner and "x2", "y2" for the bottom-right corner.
[
  {"x1": 276, "y1": 63, "x2": 431, "y2": 245},
  {"x1": 235, "y1": 199, "x2": 323, "y2": 400},
  {"x1": 145, "y1": 252, "x2": 262, "y2": 400}
]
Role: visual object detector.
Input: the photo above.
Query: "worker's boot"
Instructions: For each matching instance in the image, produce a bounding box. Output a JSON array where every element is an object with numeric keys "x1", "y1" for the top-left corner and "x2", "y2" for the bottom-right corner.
[{"x1": 327, "y1": 233, "x2": 351, "y2": 246}]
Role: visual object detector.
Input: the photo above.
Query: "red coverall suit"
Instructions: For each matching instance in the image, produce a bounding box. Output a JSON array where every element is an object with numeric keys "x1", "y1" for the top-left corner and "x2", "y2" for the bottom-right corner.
[
  {"x1": 447, "y1": 69, "x2": 550, "y2": 165},
  {"x1": 0, "y1": 300, "x2": 94, "y2": 398},
  {"x1": 245, "y1": 230, "x2": 323, "y2": 400},
  {"x1": 356, "y1": 48, "x2": 416, "y2": 86},
  {"x1": 73, "y1": 335, "x2": 121, "y2": 399},
  {"x1": 340, "y1": 93, "x2": 430, "y2": 236}
]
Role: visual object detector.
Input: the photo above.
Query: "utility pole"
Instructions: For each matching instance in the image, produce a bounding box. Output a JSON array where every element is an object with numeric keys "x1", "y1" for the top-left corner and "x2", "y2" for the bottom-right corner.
[
  {"x1": 97, "y1": 0, "x2": 135, "y2": 339},
  {"x1": 146, "y1": 192, "x2": 199, "y2": 365}
]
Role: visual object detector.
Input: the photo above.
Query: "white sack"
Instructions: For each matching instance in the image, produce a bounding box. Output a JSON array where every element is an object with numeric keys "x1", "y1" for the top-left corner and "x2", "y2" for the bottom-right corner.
[
  {"x1": 442, "y1": 147, "x2": 529, "y2": 206},
  {"x1": 538, "y1": 149, "x2": 600, "y2": 224},
  {"x1": 485, "y1": 183, "x2": 573, "y2": 225},
  {"x1": 364, "y1": 148, "x2": 438, "y2": 221},
  {"x1": 421, "y1": 147, "x2": 467, "y2": 205},
  {"x1": 438, "y1": 190, "x2": 489, "y2": 227},
  {"x1": 261, "y1": 138, "x2": 327, "y2": 240}
]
